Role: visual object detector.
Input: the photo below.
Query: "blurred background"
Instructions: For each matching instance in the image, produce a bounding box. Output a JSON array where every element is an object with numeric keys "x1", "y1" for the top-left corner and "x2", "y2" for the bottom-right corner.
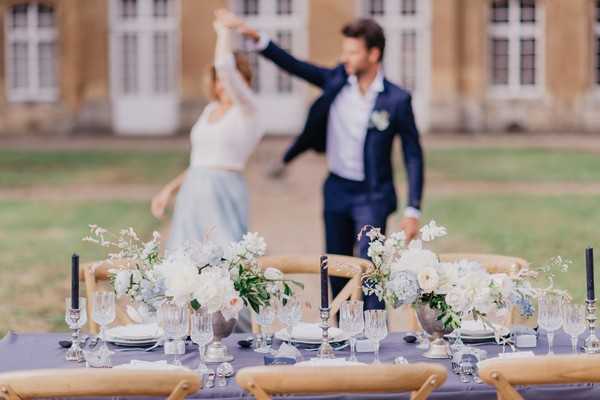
[{"x1": 1, "y1": 0, "x2": 599, "y2": 334}]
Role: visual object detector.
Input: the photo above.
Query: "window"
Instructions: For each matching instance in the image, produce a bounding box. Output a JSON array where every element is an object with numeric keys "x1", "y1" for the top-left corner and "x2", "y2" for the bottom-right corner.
[
  {"x1": 5, "y1": 2, "x2": 58, "y2": 102},
  {"x1": 242, "y1": 0, "x2": 259, "y2": 16},
  {"x1": 276, "y1": 30, "x2": 293, "y2": 92},
  {"x1": 276, "y1": 0, "x2": 292, "y2": 15},
  {"x1": 368, "y1": 0, "x2": 385, "y2": 16},
  {"x1": 596, "y1": 0, "x2": 600, "y2": 85},
  {"x1": 401, "y1": 0, "x2": 416, "y2": 15},
  {"x1": 488, "y1": 0, "x2": 542, "y2": 94}
]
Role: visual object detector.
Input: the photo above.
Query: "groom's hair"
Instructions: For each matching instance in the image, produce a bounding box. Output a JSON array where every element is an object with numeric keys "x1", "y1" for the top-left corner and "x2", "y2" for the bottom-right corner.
[{"x1": 341, "y1": 18, "x2": 386, "y2": 62}]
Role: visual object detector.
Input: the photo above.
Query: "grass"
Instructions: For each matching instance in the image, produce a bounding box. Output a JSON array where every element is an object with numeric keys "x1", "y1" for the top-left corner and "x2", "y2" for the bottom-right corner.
[
  {"x1": 0, "y1": 200, "x2": 159, "y2": 336},
  {"x1": 426, "y1": 147, "x2": 600, "y2": 182},
  {"x1": 0, "y1": 149, "x2": 188, "y2": 187}
]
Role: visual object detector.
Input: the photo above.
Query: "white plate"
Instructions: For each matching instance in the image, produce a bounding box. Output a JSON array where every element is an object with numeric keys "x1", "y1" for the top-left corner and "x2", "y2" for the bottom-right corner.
[
  {"x1": 106, "y1": 323, "x2": 163, "y2": 341},
  {"x1": 459, "y1": 320, "x2": 506, "y2": 337},
  {"x1": 275, "y1": 322, "x2": 347, "y2": 343},
  {"x1": 106, "y1": 337, "x2": 158, "y2": 347},
  {"x1": 275, "y1": 329, "x2": 348, "y2": 344}
]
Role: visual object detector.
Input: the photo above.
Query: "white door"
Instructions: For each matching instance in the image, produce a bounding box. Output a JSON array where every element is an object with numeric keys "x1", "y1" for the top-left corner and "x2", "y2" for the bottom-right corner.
[
  {"x1": 109, "y1": 0, "x2": 180, "y2": 135},
  {"x1": 232, "y1": 0, "x2": 309, "y2": 135},
  {"x1": 359, "y1": 0, "x2": 431, "y2": 132}
]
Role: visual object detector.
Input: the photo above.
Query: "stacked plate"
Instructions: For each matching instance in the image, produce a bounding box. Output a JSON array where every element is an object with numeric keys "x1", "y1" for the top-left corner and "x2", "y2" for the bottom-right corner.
[
  {"x1": 446, "y1": 320, "x2": 510, "y2": 344},
  {"x1": 275, "y1": 322, "x2": 349, "y2": 347},
  {"x1": 105, "y1": 323, "x2": 163, "y2": 347}
]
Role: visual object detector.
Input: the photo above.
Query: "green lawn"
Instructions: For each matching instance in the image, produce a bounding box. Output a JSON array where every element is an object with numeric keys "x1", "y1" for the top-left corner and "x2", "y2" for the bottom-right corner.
[
  {"x1": 0, "y1": 200, "x2": 159, "y2": 335},
  {"x1": 0, "y1": 149, "x2": 188, "y2": 187},
  {"x1": 426, "y1": 147, "x2": 600, "y2": 182}
]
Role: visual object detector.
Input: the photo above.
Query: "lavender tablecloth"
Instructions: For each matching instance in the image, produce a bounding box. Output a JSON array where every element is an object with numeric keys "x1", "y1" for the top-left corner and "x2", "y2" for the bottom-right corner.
[{"x1": 0, "y1": 331, "x2": 597, "y2": 399}]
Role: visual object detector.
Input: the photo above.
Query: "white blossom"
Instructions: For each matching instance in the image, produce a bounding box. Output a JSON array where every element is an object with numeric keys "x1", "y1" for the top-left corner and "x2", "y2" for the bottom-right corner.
[{"x1": 420, "y1": 220, "x2": 447, "y2": 242}]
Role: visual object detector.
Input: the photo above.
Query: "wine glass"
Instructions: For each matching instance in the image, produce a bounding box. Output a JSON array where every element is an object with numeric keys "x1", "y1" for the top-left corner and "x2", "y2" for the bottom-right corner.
[
  {"x1": 158, "y1": 300, "x2": 189, "y2": 366},
  {"x1": 538, "y1": 294, "x2": 563, "y2": 354},
  {"x1": 92, "y1": 291, "x2": 116, "y2": 352},
  {"x1": 340, "y1": 300, "x2": 364, "y2": 362},
  {"x1": 190, "y1": 307, "x2": 213, "y2": 375},
  {"x1": 278, "y1": 297, "x2": 302, "y2": 349},
  {"x1": 364, "y1": 309, "x2": 388, "y2": 364},
  {"x1": 255, "y1": 305, "x2": 276, "y2": 353},
  {"x1": 562, "y1": 303, "x2": 586, "y2": 353}
]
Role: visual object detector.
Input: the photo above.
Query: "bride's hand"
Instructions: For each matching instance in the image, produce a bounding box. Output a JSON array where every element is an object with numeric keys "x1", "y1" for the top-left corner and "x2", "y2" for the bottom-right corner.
[
  {"x1": 214, "y1": 8, "x2": 260, "y2": 42},
  {"x1": 151, "y1": 189, "x2": 171, "y2": 219}
]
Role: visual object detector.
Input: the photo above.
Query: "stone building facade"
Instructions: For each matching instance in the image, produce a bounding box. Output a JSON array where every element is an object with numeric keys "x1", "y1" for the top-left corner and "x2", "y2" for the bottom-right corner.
[{"x1": 0, "y1": 0, "x2": 598, "y2": 136}]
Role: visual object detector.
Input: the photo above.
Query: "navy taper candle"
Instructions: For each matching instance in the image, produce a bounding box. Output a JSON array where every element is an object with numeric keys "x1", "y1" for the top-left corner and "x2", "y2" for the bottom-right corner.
[
  {"x1": 320, "y1": 255, "x2": 328, "y2": 309},
  {"x1": 71, "y1": 253, "x2": 79, "y2": 309},
  {"x1": 587, "y1": 248, "x2": 595, "y2": 301}
]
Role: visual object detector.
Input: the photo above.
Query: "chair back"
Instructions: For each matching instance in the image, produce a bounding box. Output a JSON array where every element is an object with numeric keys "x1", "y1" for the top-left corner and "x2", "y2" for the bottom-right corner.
[
  {"x1": 236, "y1": 363, "x2": 447, "y2": 400},
  {"x1": 479, "y1": 355, "x2": 600, "y2": 400},
  {"x1": 81, "y1": 259, "x2": 136, "y2": 334},
  {"x1": 0, "y1": 369, "x2": 200, "y2": 400},
  {"x1": 256, "y1": 254, "x2": 370, "y2": 329}
]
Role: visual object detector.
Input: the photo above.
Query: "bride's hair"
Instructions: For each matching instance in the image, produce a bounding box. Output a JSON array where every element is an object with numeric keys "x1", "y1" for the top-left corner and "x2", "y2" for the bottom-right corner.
[{"x1": 206, "y1": 52, "x2": 253, "y2": 99}]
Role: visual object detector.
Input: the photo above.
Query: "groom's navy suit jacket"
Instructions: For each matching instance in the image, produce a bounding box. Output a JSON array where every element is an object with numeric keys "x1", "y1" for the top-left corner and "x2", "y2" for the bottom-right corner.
[{"x1": 260, "y1": 41, "x2": 424, "y2": 215}]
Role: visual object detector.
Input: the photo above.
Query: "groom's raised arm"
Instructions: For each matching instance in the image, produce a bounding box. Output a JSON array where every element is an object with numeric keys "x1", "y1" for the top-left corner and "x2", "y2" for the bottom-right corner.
[{"x1": 252, "y1": 34, "x2": 333, "y2": 89}]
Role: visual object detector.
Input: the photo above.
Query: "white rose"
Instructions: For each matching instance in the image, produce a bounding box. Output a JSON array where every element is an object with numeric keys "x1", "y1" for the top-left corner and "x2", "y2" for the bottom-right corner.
[
  {"x1": 264, "y1": 267, "x2": 284, "y2": 281},
  {"x1": 113, "y1": 270, "x2": 132, "y2": 297},
  {"x1": 473, "y1": 288, "x2": 494, "y2": 314},
  {"x1": 491, "y1": 273, "x2": 515, "y2": 299},
  {"x1": 417, "y1": 267, "x2": 440, "y2": 293},
  {"x1": 391, "y1": 247, "x2": 439, "y2": 275},
  {"x1": 445, "y1": 288, "x2": 468, "y2": 314}
]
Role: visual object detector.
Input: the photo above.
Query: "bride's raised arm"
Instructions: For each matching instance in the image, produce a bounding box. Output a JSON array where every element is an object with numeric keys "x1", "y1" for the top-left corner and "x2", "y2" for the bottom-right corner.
[{"x1": 213, "y1": 22, "x2": 257, "y2": 115}]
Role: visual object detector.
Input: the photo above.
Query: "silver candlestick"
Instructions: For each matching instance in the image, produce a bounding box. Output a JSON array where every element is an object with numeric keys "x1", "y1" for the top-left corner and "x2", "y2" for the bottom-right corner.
[
  {"x1": 584, "y1": 298, "x2": 600, "y2": 354},
  {"x1": 317, "y1": 307, "x2": 336, "y2": 359},
  {"x1": 65, "y1": 308, "x2": 85, "y2": 362}
]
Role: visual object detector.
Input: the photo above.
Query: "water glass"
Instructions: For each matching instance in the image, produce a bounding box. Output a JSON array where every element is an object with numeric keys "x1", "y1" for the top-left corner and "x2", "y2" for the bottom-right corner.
[
  {"x1": 538, "y1": 294, "x2": 563, "y2": 354},
  {"x1": 278, "y1": 297, "x2": 302, "y2": 349},
  {"x1": 92, "y1": 291, "x2": 116, "y2": 352},
  {"x1": 340, "y1": 300, "x2": 364, "y2": 362},
  {"x1": 562, "y1": 303, "x2": 586, "y2": 353},
  {"x1": 190, "y1": 307, "x2": 213, "y2": 374},
  {"x1": 158, "y1": 300, "x2": 190, "y2": 365},
  {"x1": 255, "y1": 305, "x2": 276, "y2": 353},
  {"x1": 364, "y1": 309, "x2": 388, "y2": 364}
]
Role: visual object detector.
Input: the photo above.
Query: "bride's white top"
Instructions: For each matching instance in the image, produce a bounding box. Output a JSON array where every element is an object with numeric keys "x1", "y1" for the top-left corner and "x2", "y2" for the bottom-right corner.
[{"x1": 190, "y1": 27, "x2": 262, "y2": 171}]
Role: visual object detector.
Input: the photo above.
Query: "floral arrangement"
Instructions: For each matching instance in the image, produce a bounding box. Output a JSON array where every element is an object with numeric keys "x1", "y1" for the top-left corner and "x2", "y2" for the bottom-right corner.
[
  {"x1": 83, "y1": 225, "x2": 165, "y2": 319},
  {"x1": 360, "y1": 221, "x2": 537, "y2": 329},
  {"x1": 85, "y1": 226, "x2": 299, "y2": 321}
]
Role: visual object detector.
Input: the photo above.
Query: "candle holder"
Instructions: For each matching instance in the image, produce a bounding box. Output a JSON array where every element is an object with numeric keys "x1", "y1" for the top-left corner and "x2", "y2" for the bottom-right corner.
[
  {"x1": 64, "y1": 297, "x2": 87, "y2": 362},
  {"x1": 317, "y1": 307, "x2": 336, "y2": 359},
  {"x1": 584, "y1": 298, "x2": 600, "y2": 354}
]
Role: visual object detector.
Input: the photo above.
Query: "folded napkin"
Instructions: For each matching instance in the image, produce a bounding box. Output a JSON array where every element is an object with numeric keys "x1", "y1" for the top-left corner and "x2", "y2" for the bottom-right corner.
[
  {"x1": 114, "y1": 360, "x2": 189, "y2": 370},
  {"x1": 296, "y1": 358, "x2": 365, "y2": 367},
  {"x1": 273, "y1": 342, "x2": 303, "y2": 360},
  {"x1": 106, "y1": 323, "x2": 162, "y2": 340},
  {"x1": 286, "y1": 323, "x2": 344, "y2": 341}
]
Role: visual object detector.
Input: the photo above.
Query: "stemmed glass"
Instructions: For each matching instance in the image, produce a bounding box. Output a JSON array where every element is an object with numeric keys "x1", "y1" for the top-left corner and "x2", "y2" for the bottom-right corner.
[
  {"x1": 562, "y1": 303, "x2": 586, "y2": 353},
  {"x1": 278, "y1": 297, "x2": 302, "y2": 349},
  {"x1": 538, "y1": 294, "x2": 563, "y2": 354},
  {"x1": 190, "y1": 307, "x2": 213, "y2": 375},
  {"x1": 92, "y1": 292, "x2": 116, "y2": 351},
  {"x1": 255, "y1": 305, "x2": 276, "y2": 353},
  {"x1": 364, "y1": 310, "x2": 388, "y2": 364},
  {"x1": 158, "y1": 300, "x2": 190, "y2": 366},
  {"x1": 340, "y1": 300, "x2": 364, "y2": 362}
]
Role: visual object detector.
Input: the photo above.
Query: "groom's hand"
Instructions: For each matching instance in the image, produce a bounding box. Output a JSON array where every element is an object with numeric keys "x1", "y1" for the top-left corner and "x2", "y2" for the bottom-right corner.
[
  {"x1": 266, "y1": 159, "x2": 287, "y2": 180},
  {"x1": 214, "y1": 8, "x2": 260, "y2": 42},
  {"x1": 400, "y1": 217, "x2": 419, "y2": 242}
]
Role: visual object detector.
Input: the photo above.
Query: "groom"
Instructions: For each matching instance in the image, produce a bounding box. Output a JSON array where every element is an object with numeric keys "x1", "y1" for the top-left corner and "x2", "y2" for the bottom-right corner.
[{"x1": 218, "y1": 12, "x2": 424, "y2": 310}]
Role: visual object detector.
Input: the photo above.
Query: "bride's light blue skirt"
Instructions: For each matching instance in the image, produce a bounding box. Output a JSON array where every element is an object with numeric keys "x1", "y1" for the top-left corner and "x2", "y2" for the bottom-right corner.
[
  {"x1": 166, "y1": 166, "x2": 252, "y2": 332},
  {"x1": 167, "y1": 166, "x2": 248, "y2": 252}
]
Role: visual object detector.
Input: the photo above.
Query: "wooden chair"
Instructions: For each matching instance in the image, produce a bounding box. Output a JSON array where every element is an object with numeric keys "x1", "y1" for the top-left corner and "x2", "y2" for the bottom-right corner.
[
  {"x1": 80, "y1": 259, "x2": 136, "y2": 334},
  {"x1": 389, "y1": 253, "x2": 530, "y2": 332},
  {"x1": 236, "y1": 363, "x2": 447, "y2": 400},
  {"x1": 255, "y1": 254, "x2": 371, "y2": 331},
  {"x1": 0, "y1": 369, "x2": 201, "y2": 400},
  {"x1": 478, "y1": 355, "x2": 600, "y2": 400}
]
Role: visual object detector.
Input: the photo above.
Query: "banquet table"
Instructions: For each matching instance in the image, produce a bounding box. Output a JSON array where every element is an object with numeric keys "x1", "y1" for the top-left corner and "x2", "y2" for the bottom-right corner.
[{"x1": 0, "y1": 331, "x2": 598, "y2": 400}]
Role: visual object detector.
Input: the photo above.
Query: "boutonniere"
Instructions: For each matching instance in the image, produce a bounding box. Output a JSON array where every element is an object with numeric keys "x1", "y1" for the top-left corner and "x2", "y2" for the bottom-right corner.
[{"x1": 370, "y1": 110, "x2": 390, "y2": 131}]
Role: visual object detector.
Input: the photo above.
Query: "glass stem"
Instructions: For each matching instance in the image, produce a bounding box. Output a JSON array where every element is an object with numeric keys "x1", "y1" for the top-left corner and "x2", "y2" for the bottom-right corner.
[
  {"x1": 198, "y1": 344, "x2": 205, "y2": 362},
  {"x1": 374, "y1": 340, "x2": 380, "y2": 363},
  {"x1": 349, "y1": 337, "x2": 357, "y2": 360},
  {"x1": 547, "y1": 332, "x2": 555, "y2": 354},
  {"x1": 571, "y1": 336, "x2": 578, "y2": 354}
]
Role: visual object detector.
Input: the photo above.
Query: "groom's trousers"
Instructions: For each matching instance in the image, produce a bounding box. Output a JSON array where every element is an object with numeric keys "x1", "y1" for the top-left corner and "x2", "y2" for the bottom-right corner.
[{"x1": 323, "y1": 173, "x2": 389, "y2": 310}]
